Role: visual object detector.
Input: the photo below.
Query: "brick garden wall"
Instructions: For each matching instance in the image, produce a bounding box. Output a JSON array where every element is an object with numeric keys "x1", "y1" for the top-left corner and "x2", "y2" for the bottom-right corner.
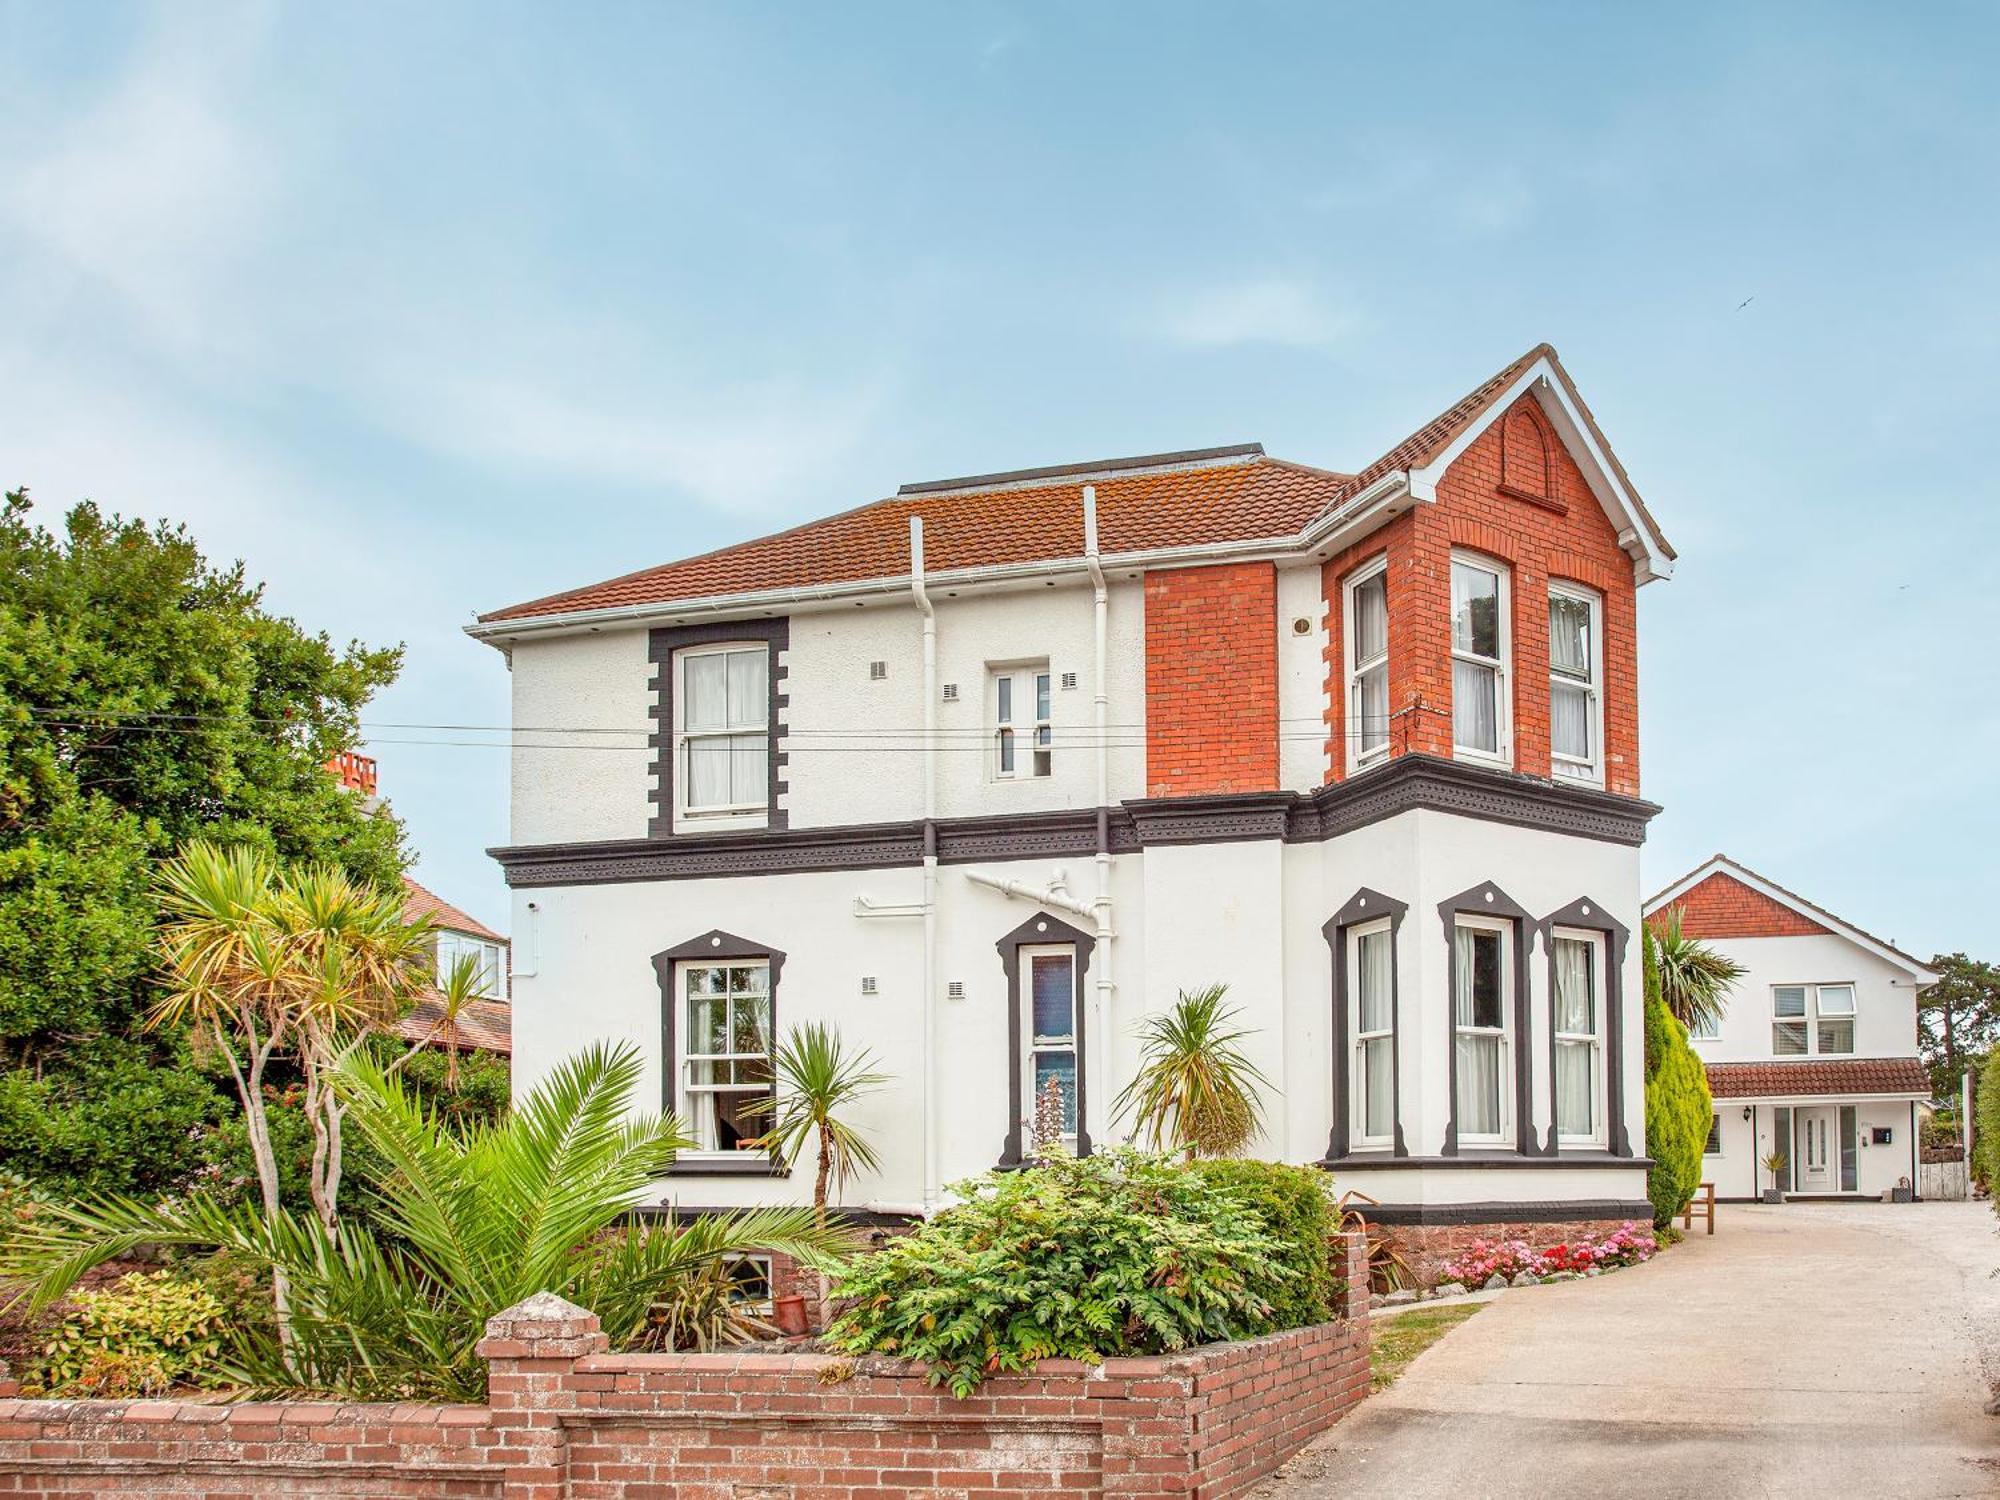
[{"x1": 0, "y1": 1235, "x2": 1371, "y2": 1499}]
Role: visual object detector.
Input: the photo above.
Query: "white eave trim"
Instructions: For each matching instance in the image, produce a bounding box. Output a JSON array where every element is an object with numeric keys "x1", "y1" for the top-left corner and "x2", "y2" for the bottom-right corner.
[
  {"x1": 1646, "y1": 856, "x2": 1939, "y2": 985},
  {"x1": 1406, "y1": 354, "x2": 1675, "y2": 586},
  {"x1": 1714, "y1": 1091, "x2": 1932, "y2": 1106},
  {"x1": 465, "y1": 472, "x2": 1415, "y2": 645}
]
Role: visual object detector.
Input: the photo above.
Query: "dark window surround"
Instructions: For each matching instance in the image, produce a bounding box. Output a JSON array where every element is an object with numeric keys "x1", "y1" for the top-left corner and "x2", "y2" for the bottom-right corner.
[
  {"x1": 995, "y1": 911, "x2": 1096, "y2": 1168},
  {"x1": 647, "y1": 619, "x2": 790, "y2": 838},
  {"x1": 651, "y1": 929, "x2": 787, "y2": 1176},
  {"x1": 1438, "y1": 882, "x2": 1539, "y2": 1158},
  {"x1": 1540, "y1": 896, "x2": 1632, "y2": 1158},
  {"x1": 1323, "y1": 888, "x2": 1408, "y2": 1163}
]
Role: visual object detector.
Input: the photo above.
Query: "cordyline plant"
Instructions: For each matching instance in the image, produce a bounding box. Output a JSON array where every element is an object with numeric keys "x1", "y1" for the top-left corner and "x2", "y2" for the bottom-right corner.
[
  {"x1": 1645, "y1": 910, "x2": 1745, "y2": 1038},
  {"x1": 741, "y1": 1021, "x2": 888, "y2": 1228},
  {"x1": 0, "y1": 1043, "x2": 851, "y2": 1401},
  {"x1": 1113, "y1": 985, "x2": 1272, "y2": 1158}
]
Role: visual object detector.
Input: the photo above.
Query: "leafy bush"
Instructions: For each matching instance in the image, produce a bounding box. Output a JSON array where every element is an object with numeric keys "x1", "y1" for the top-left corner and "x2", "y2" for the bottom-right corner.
[
  {"x1": 1977, "y1": 1052, "x2": 2000, "y2": 1198},
  {"x1": 826, "y1": 1150, "x2": 1295, "y2": 1396},
  {"x1": 31, "y1": 1272, "x2": 227, "y2": 1396},
  {"x1": 1643, "y1": 933, "x2": 1712, "y2": 1227},
  {"x1": 1190, "y1": 1158, "x2": 1341, "y2": 1326}
]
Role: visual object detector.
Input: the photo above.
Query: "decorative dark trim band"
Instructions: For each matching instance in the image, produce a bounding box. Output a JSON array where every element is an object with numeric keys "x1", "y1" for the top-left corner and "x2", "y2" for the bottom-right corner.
[
  {"x1": 661, "y1": 1158, "x2": 792, "y2": 1178},
  {"x1": 1353, "y1": 1199, "x2": 1656, "y2": 1227},
  {"x1": 493, "y1": 756, "x2": 1658, "y2": 888},
  {"x1": 996, "y1": 911, "x2": 1096, "y2": 1167},
  {"x1": 1323, "y1": 1153, "x2": 1653, "y2": 1172}
]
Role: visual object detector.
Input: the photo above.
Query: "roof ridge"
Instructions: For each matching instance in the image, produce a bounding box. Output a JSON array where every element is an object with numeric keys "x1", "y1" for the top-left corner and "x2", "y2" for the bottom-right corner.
[
  {"x1": 896, "y1": 443, "x2": 1265, "y2": 498},
  {"x1": 1647, "y1": 854, "x2": 1933, "y2": 976}
]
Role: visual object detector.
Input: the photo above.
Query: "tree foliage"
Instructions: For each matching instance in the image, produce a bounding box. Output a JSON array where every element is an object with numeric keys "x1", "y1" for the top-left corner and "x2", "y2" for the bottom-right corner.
[
  {"x1": 1112, "y1": 985, "x2": 1272, "y2": 1158},
  {"x1": 1646, "y1": 909, "x2": 1744, "y2": 1037},
  {"x1": 1642, "y1": 930, "x2": 1712, "y2": 1227},
  {"x1": 0, "y1": 490, "x2": 405, "y2": 1197},
  {"x1": 1975, "y1": 1051, "x2": 2000, "y2": 1198},
  {"x1": 741, "y1": 1021, "x2": 887, "y2": 1227},
  {"x1": 1918, "y1": 953, "x2": 2000, "y2": 1103}
]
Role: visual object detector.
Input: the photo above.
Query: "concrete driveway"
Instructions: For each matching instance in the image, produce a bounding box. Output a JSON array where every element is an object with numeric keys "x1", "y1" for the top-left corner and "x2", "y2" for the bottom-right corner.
[{"x1": 1262, "y1": 1202, "x2": 2000, "y2": 1500}]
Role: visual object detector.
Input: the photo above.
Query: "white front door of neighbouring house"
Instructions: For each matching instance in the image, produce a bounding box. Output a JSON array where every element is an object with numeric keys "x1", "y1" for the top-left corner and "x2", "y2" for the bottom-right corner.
[{"x1": 1795, "y1": 1108, "x2": 1836, "y2": 1194}]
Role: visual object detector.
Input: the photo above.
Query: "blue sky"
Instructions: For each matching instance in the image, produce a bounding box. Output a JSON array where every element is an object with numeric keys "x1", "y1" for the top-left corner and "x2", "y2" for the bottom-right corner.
[{"x1": 3, "y1": 2, "x2": 1995, "y2": 957}]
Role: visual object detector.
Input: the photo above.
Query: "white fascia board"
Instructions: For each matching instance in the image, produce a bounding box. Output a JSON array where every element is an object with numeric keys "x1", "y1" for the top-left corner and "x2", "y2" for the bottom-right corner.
[
  {"x1": 1405, "y1": 354, "x2": 1675, "y2": 586},
  {"x1": 1716, "y1": 1091, "x2": 1932, "y2": 1106},
  {"x1": 1647, "y1": 856, "x2": 1938, "y2": 985},
  {"x1": 465, "y1": 475, "x2": 1415, "y2": 647}
]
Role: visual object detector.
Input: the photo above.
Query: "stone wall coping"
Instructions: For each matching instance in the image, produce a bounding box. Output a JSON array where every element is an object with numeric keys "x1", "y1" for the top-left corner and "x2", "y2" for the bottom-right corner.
[{"x1": 0, "y1": 1396, "x2": 493, "y2": 1425}]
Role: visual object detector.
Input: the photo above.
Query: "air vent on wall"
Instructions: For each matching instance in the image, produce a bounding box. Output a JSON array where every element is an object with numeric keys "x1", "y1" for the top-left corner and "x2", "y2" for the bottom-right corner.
[
  {"x1": 860, "y1": 976, "x2": 878, "y2": 996},
  {"x1": 941, "y1": 683, "x2": 960, "y2": 703},
  {"x1": 946, "y1": 980, "x2": 966, "y2": 1001},
  {"x1": 869, "y1": 660, "x2": 887, "y2": 680},
  {"x1": 1061, "y1": 671, "x2": 1078, "y2": 691}
]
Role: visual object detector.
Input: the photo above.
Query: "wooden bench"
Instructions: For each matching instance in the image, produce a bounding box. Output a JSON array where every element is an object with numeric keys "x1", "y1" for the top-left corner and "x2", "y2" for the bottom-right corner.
[{"x1": 1680, "y1": 1180, "x2": 1716, "y2": 1236}]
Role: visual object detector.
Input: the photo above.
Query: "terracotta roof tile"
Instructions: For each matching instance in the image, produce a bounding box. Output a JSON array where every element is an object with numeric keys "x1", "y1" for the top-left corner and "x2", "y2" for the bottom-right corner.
[
  {"x1": 400, "y1": 877, "x2": 506, "y2": 946},
  {"x1": 1704, "y1": 1058, "x2": 1930, "y2": 1099},
  {"x1": 393, "y1": 993, "x2": 512, "y2": 1057}
]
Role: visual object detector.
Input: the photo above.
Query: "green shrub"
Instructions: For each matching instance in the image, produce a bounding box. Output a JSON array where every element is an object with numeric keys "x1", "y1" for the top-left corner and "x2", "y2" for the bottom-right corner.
[
  {"x1": 827, "y1": 1151, "x2": 1300, "y2": 1396},
  {"x1": 1976, "y1": 1052, "x2": 2000, "y2": 1199},
  {"x1": 31, "y1": 1272, "x2": 228, "y2": 1396},
  {"x1": 1190, "y1": 1157, "x2": 1341, "y2": 1326},
  {"x1": 1643, "y1": 933, "x2": 1711, "y2": 1228}
]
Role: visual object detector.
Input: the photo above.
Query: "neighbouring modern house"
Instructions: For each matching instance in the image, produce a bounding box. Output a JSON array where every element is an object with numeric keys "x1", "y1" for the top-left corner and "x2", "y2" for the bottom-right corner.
[
  {"x1": 1644, "y1": 854, "x2": 1935, "y2": 1202},
  {"x1": 392, "y1": 876, "x2": 513, "y2": 1059},
  {"x1": 468, "y1": 343, "x2": 1676, "y2": 1252}
]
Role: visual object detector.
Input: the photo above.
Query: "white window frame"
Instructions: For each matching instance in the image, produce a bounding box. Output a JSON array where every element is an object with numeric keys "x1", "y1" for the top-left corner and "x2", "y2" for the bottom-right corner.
[
  {"x1": 1344, "y1": 557, "x2": 1391, "y2": 773},
  {"x1": 1449, "y1": 552, "x2": 1512, "y2": 767},
  {"x1": 436, "y1": 933, "x2": 505, "y2": 999},
  {"x1": 1704, "y1": 1112, "x2": 1723, "y2": 1156},
  {"x1": 1020, "y1": 942, "x2": 1079, "y2": 1143},
  {"x1": 1547, "y1": 582, "x2": 1603, "y2": 785},
  {"x1": 676, "y1": 957, "x2": 773, "y2": 1158},
  {"x1": 1689, "y1": 1009, "x2": 1721, "y2": 1041},
  {"x1": 1347, "y1": 918, "x2": 1396, "y2": 1150},
  {"x1": 673, "y1": 642, "x2": 770, "y2": 823},
  {"x1": 1452, "y1": 914, "x2": 1513, "y2": 1147},
  {"x1": 1550, "y1": 927, "x2": 1606, "y2": 1147},
  {"x1": 992, "y1": 664, "x2": 1053, "y2": 781},
  {"x1": 722, "y1": 1253, "x2": 774, "y2": 1315},
  {"x1": 1771, "y1": 982, "x2": 1858, "y2": 1057}
]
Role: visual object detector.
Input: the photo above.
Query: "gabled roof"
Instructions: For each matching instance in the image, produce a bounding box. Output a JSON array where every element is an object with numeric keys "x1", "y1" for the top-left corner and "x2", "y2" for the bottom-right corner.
[
  {"x1": 473, "y1": 343, "x2": 1675, "y2": 631},
  {"x1": 1705, "y1": 1057, "x2": 1930, "y2": 1101},
  {"x1": 1645, "y1": 855, "x2": 1936, "y2": 984},
  {"x1": 392, "y1": 993, "x2": 512, "y2": 1057},
  {"x1": 401, "y1": 877, "x2": 506, "y2": 946}
]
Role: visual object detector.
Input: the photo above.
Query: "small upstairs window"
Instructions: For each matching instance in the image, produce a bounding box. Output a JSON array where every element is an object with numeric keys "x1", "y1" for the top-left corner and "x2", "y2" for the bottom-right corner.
[
  {"x1": 1549, "y1": 584, "x2": 1602, "y2": 783},
  {"x1": 1773, "y1": 982, "x2": 1857, "y2": 1056},
  {"x1": 676, "y1": 644, "x2": 769, "y2": 818},
  {"x1": 993, "y1": 665, "x2": 1052, "y2": 779},
  {"x1": 1450, "y1": 554, "x2": 1510, "y2": 765},
  {"x1": 1815, "y1": 984, "x2": 1856, "y2": 1054},
  {"x1": 1345, "y1": 560, "x2": 1390, "y2": 770}
]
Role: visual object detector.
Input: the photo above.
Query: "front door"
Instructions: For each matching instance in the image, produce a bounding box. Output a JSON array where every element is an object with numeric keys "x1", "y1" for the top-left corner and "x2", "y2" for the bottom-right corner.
[{"x1": 1795, "y1": 1108, "x2": 1836, "y2": 1193}]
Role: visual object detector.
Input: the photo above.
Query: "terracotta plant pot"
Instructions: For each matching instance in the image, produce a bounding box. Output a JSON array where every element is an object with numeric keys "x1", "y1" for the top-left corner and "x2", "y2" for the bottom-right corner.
[{"x1": 773, "y1": 1293, "x2": 811, "y2": 1337}]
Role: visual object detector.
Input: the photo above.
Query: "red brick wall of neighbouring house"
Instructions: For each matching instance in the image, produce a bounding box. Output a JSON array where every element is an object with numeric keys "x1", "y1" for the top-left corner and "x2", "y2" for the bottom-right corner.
[
  {"x1": 0, "y1": 1239, "x2": 1372, "y2": 1499},
  {"x1": 1144, "y1": 561, "x2": 1279, "y2": 796},
  {"x1": 1322, "y1": 395, "x2": 1642, "y2": 796},
  {"x1": 1649, "y1": 872, "x2": 1831, "y2": 940}
]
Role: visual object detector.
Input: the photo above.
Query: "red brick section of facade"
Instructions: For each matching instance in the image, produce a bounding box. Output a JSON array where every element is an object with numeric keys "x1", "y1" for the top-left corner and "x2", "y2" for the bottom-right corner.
[
  {"x1": 1649, "y1": 871, "x2": 1831, "y2": 940},
  {"x1": 0, "y1": 1236, "x2": 1371, "y2": 1499},
  {"x1": 1321, "y1": 394, "x2": 1641, "y2": 797},
  {"x1": 1144, "y1": 562, "x2": 1279, "y2": 797},
  {"x1": 1382, "y1": 1217, "x2": 1644, "y2": 1289}
]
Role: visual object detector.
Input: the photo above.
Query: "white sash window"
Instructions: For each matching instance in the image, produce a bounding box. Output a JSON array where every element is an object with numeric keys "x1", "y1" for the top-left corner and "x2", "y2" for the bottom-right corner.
[
  {"x1": 1552, "y1": 931, "x2": 1604, "y2": 1144},
  {"x1": 1345, "y1": 560, "x2": 1390, "y2": 770},
  {"x1": 1453, "y1": 917, "x2": 1511, "y2": 1143},
  {"x1": 1350, "y1": 920, "x2": 1395, "y2": 1147},
  {"x1": 676, "y1": 644, "x2": 769, "y2": 818},
  {"x1": 1548, "y1": 585, "x2": 1602, "y2": 783},
  {"x1": 1450, "y1": 554, "x2": 1511, "y2": 765}
]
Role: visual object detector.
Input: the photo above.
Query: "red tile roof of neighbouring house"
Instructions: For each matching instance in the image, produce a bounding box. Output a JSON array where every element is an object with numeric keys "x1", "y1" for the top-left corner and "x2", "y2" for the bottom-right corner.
[
  {"x1": 477, "y1": 343, "x2": 1674, "y2": 626},
  {"x1": 392, "y1": 994, "x2": 513, "y2": 1057},
  {"x1": 400, "y1": 876, "x2": 506, "y2": 946},
  {"x1": 1704, "y1": 1058, "x2": 1931, "y2": 1099}
]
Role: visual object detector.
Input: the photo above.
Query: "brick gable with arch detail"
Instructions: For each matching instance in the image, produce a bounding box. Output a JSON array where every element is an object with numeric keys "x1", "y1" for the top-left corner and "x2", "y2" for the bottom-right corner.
[
  {"x1": 1321, "y1": 393, "x2": 1641, "y2": 796},
  {"x1": 1648, "y1": 871, "x2": 1832, "y2": 940}
]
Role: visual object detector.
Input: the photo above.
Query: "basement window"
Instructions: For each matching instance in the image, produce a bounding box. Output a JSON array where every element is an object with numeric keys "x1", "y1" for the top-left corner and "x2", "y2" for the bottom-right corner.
[{"x1": 992, "y1": 664, "x2": 1052, "y2": 780}]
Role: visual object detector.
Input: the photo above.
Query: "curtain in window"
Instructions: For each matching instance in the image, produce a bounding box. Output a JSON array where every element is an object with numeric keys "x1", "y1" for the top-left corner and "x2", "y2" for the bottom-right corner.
[
  {"x1": 1453, "y1": 660, "x2": 1498, "y2": 752},
  {"x1": 1355, "y1": 574, "x2": 1387, "y2": 663},
  {"x1": 726, "y1": 649, "x2": 767, "y2": 723},
  {"x1": 1554, "y1": 939, "x2": 1596, "y2": 1138},
  {"x1": 1549, "y1": 595, "x2": 1591, "y2": 674},
  {"x1": 1356, "y1": 928, "x2": 1393, "y2": 1139},
  {"x1": 1551, "y1": 683, "x2": 1591, "y2": 761},
  {"x1": 1453, "y1": 925, "x2": 1501, "y2": 1135}
]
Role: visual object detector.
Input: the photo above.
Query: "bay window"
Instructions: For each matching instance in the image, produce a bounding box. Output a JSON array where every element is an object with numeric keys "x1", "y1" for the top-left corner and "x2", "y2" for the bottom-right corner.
[
  {"x1": 1548, "y1": 584, "x2": 1602, "y2": 782},
  {"x1": 1349, "y1": 920, "x2": 1395, "y2": 1147},
  {"x1": 1551, "y1": 931, "x2": 1604, "y2": 1143},
  {"x1": 1452, "y1": 917, "x2": 1511, "y2": 1142},
  {"x1": 1450, "y1": 555, "x2": 1510, "y2": 763},
  {"x1": 675, "y1": 644, "x2": 769, "y2": 819},
  {"x1": 1345, "y1": 560, "x2": 1390, "y2": 769},
  {"x1": 679, "y1": 959, "x2": 773, "y2": 1153}
]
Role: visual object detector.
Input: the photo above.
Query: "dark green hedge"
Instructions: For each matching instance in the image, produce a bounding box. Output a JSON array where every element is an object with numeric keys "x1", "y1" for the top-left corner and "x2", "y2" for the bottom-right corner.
[{"x1": 1191, "y1": 1157, "x2": 1341, "y2": 1327}]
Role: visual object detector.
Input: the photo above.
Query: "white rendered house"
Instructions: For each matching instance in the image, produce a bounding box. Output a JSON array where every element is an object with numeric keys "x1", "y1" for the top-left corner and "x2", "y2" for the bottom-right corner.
[
  {"x1": 1645, "y1": 855, "x2": 1936, "y2": 1201},
  {"x1": 469, "y1": 345, "x2": 1677, "y2": 1239}
]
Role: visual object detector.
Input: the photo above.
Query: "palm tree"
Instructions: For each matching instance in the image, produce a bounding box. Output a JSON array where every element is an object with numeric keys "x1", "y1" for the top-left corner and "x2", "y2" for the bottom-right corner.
[
  {"x1": 1113, "y1": 984, "x2": 1272, "y2": 1159},
  {"x1": 0, "y1": 1043, "x2": 849, "y2": 1400},
  {"x1": 741, "y1": 1022, "x2": 888, "y2": 1228},
  {"x1": 1647, "y1": 910, "x2": 1745, "y2": 1038},
  {"x1": 411, "y1": 952, "x2": 488, "y2": 1092}
]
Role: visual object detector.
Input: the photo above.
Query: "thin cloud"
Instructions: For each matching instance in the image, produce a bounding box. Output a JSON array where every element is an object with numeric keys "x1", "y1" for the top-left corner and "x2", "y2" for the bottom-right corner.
[{"x1": 1157, "y1": 276, "x2": 1354, "y2": 350}]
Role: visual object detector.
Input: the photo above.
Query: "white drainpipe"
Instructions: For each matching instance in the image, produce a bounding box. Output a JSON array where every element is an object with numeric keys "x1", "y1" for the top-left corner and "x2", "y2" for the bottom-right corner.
[
  {"x1": 910, "y1": 516, "x2": 940, "y2": 1210},
  {"x1": 964, "y1": 867, "x2": 1097, "y2": 923},
  {"x1": 1081, "y1": 485, "x2": 1115, "y2": 1149}
]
